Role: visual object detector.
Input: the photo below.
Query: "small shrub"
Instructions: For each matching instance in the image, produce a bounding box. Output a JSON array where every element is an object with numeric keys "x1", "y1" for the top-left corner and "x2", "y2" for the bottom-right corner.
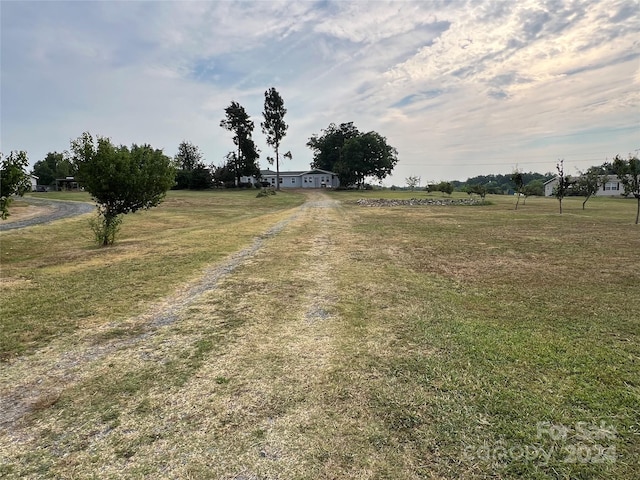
[
  {"x1": 256, "y1": 188, "x2": 276, "y2": 198},
  {"x1": 89, "y1": 213, "x2": 122, "y2": 246}
]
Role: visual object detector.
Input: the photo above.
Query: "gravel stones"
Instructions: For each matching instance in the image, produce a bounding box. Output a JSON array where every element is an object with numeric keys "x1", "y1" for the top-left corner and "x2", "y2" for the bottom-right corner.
[{"x1": 355, "y1": 197, "x2": 480, "y2": 207}]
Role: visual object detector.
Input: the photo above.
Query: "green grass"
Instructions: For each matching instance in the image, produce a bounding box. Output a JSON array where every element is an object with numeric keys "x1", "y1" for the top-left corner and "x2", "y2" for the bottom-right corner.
[
  {"x1": 0, "y1": 189, "x2": 305, "y2": 358},
  {"x1": 27, "y1": 190, "x2": 93, "y2": 202},
  {"x1": 0, "y1": 190, "x2": 638, "y2": 478}
]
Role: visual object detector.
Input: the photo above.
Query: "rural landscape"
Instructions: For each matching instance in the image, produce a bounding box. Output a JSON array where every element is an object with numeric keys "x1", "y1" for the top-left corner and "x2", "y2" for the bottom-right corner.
[
  {"x1": 1, "y1": 187, "x2": 638, "y2": 479},
  {"x1": 2, "y1": 1, "x2": 638, "y2": 478}
]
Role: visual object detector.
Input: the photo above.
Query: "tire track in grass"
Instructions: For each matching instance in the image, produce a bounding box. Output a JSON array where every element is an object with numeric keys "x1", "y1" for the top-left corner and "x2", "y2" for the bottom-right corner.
[
  {"x1": 104, "y1": 192, "x2": 348, "y2": 478},
  {"x1": 0, "y1": 198, "x2": 306, "y2": 432}
]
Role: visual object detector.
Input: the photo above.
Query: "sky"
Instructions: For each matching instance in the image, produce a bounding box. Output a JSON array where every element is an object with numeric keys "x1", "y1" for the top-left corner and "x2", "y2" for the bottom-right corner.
[{"x1": 1, "y1": 0, "x2": 638, "y2": 185}]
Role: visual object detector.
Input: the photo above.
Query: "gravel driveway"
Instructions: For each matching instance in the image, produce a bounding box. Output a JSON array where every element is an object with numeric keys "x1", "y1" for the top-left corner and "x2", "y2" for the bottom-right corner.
[{"x1": 0, "y1": 197, "x2": 95, "y2": 231}]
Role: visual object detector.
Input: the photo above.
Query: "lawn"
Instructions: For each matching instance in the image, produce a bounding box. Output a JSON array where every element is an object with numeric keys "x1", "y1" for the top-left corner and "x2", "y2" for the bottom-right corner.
[{"x1": 0, "y1": 189, "x2": 638, "y2": 478}]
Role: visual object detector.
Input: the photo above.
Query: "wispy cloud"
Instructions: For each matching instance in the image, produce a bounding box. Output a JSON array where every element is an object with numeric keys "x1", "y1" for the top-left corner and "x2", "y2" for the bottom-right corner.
[{"x1": 1, "y1": 0, "x2": 638, "y2": 184}]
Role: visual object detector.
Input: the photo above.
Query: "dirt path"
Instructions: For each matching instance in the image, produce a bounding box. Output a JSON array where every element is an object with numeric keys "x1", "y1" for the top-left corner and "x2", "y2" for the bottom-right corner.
[
  {"x1": 0, "y1": 197, "x2": 94, "y2": 231},
  {"x1": 0, "y1": 191, "x2": 343, "y2": 440}
]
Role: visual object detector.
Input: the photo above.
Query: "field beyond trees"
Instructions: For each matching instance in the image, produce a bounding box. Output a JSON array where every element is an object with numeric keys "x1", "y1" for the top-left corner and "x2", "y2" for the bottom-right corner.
[{"x1": 1, "y1": 190, "x2": 638, "y2": 479}]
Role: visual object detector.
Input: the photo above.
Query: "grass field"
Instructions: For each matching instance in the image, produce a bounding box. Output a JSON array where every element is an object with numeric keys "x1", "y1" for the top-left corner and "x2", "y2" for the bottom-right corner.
[{"x1": 0, "y1": 189, "x2": 638, "y2": 479}]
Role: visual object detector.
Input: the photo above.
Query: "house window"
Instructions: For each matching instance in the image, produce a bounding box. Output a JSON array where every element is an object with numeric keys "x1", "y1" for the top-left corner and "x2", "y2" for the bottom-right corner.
[
  {"x1": 279, "y1": 178, "x2": 283, "y2": 184},
  {"x1": 304, "y1": 178, "x2": 307, "y2": 183},
  {"x1": 292, "y1": 178, "x2": 296, "y2": 183}
]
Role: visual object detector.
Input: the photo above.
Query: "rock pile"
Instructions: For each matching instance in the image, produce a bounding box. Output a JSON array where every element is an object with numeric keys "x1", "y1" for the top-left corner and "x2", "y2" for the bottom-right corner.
[{"x1": 356, "y1": 198, "x2": 480, "y2": 207}]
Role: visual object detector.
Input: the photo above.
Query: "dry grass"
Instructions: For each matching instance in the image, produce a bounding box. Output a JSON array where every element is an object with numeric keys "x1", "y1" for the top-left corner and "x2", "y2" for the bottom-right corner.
[
  {"x1": 1, "y1": 200, "x2": 53, "y2": 223},
  {"x1": 0, "y1": 190, "x2": 638, "y2": 479}
]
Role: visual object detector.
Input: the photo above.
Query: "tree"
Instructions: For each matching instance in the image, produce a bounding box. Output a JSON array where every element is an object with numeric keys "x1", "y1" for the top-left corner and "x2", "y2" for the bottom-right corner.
[
  {"x1": 307, "y1": 122, "x2": 360, "y2": 172},
  {"x1": 575, "y1": 165, "x2": 606, "y2": 210},
  {"x1": 307, "y1": 123, "x2": 397, "y2": 188},
  {"x1": 524, "y1": 179, "x2": 544, "y2": 197},
  {"x1": 466, "y1": 183, "x2": 488, "y2": 200},
  {"x1": 261, "y1": 87, "x2": 289, "y2": 190},
  {"x1": 521, "y1": 180, "x2": 543, "y2": 205},
  {"x1": 70, "y1": 132, "x2": 176, "y2": 245},
  {"x1": 406, "y1": 176, "x2": 420, "y2": 190},
  {"x1": 511, "y1": 169, "x2": 524, "y2": 210},
  {"x1": 611, "y1": 154, "x2": 640, "y2": 224},
  {"x1": 173, "y1": 141, "x2": 210, "y2": 190},
  {"x1": 428, "y1": 181, "x2": 454, "y2": 195},
  {"x1": 220, "y1": 102, "x2": 260, "y2": 186},
  {"x1": 0, "y1": 150, "x2": 32, "y2": 219},
  {"x1": 189, "y1": 163, "x2": 213, "y2": 190},
  {"x1": 212, "y1": 157, "x2": 236, "y2": 188},
  {"x1": 553, "y1": 159, "x2": 572, "y2": 214},
  {"x1": 31, "y1": 151, "x2": 77, "y2": 187},
  {"x1": 175, "y1": 141, "x2": 203, "y2": 171}
]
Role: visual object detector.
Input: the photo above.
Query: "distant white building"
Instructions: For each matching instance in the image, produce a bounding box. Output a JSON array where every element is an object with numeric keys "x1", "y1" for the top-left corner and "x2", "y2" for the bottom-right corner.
[
  {"x1": 29, "y1": 174, "x2": 38, "y2": 191},
  {"x1": 544, "y1": 175, "x2": 626, "y2": 197},
  {"x1": 241, "y1": 169, "x2": 340, "y2": 189}
]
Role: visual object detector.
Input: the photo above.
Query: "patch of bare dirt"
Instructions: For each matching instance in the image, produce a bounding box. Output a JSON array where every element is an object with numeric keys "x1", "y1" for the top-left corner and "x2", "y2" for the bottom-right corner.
[
  {"x1": 0, "y1": 197, "x2": 94, "y2": 231},
  {"x1": 2, "y1": 204, "x2": 53, "y2": 223}
]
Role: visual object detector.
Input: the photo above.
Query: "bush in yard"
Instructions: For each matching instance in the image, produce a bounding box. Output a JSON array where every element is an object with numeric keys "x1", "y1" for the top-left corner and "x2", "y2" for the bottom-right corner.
[{"x1": 70, "y1": 132, "x2": 176, "y2": 245}]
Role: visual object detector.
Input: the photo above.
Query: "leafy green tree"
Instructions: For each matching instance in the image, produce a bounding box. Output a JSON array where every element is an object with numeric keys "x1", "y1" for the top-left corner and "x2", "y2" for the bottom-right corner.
[
  {"x1": 307, "y1": 123, "x2": 397, "y2": 188},
  {"x1": 173, "y1": 141, "x2": 209, "y2": 190},
  {"x1": 1, "y1": 150, "x2": 32, "y2": 219},
  {"x1": 261, "y1": 87, "x2": 289, "y2": 190},
  {"x1": 521, "y1": 180, "x2": 543, "y2": 205},
  {"x1": 575, "y1": 165, "x2": 606, "y2": 210},
  {"x1": 220, "y1": 102, "x2": 260, "y2": 186},
  {"x1": 611, "y1": 154, "x2": 640, "y2": 224},
  {"x1": 466, "y1": 183, "x2": 488, "y2": 200},
  {"x1": 175, "y1": 141, "x2": 203, "y2": 171},
  {"x1": 31, "y1": 152, "x2": 76, "y2": 186},
  {"x1": 212, "y1": 157, "x2": 236, "y2": 188},
  {"x1": 70, "y1": 132, "x2": 176, "y2": 245},
  {"x1": 428, "y1": 181, "x2": 454, "y2": 195},
  {"x1": 307, "y1": 122, "x2": 360, "y2": 173},
  {"x1": 553, "y1": 159, "x2": 572, "y2": 214},
  {"x1": 524, "y1": 179, "x2": 544, "y2": 197},
  {"x1": 511, "y1": 169, "x2": 524, "y2": 210},
  {"x1": 189, "y1": 163, "x2": 213, "y2": 190}
]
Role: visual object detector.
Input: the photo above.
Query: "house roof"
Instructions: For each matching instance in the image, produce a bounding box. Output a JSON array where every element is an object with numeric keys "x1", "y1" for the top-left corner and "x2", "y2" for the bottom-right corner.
[{"x1": 260, "y1": 169, "x2": 336, "y2": 176}]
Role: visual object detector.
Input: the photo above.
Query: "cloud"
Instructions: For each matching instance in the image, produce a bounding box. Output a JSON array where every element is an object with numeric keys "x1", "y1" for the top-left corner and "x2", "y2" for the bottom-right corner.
[{"x1": 1, "y1": 0, "x2": 638, "y2": 185}]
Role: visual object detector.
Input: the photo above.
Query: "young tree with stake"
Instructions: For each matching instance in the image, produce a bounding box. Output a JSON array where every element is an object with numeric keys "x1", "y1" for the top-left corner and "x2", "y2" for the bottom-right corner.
[{"x1": 553, "y1": 159, "x2": 572, "y2": 214}]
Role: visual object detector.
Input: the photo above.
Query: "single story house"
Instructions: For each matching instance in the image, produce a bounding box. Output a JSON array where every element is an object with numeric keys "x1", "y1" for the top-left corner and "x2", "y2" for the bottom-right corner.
[
  {"x1": 241, "y1": 169, "x2": 340, "y2": 189},
  {"x1": 29, "y1": 174, "x2": 38, "y2": 191},
  {"x1": 544, "y1": 175, "x2": 626, "y2": 197}
]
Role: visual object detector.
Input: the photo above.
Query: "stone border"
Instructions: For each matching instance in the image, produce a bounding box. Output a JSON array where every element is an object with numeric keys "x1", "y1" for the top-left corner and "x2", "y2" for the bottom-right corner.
[{"x1": 356, "y1": 198, "x2": 480, "y2": 207}]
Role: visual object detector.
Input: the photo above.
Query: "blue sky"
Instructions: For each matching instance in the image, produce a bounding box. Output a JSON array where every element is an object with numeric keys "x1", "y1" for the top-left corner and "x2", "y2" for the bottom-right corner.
[{"x1": 1, "y1": 0, "x2": 638, "y2": 184}]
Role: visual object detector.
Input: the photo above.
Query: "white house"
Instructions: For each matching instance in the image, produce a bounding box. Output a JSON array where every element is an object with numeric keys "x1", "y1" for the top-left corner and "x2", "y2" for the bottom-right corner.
[
  {"x1": 29, "y1": 174, "x2": 38, "y2": 191},
  {"x1": 544, "y1": 175, "x2": 626, "y2": 197},
  {"x1": 241, "y1": 169, "x2": 340, "y2": 189}
]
